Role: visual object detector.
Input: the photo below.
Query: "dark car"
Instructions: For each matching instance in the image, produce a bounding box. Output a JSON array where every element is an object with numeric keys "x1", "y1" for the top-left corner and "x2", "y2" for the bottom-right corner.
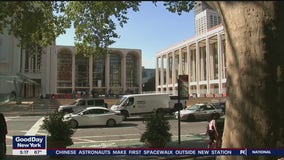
[
  {"x1": 58, "y1": 98, "x2": 108, "y2": 114},
  {"x1": 211, "y1": 101, "x2": 226, "y2": 113}
]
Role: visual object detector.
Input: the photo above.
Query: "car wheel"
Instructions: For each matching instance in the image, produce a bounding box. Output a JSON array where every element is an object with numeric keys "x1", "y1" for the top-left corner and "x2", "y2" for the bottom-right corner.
[
  {"x1": 70, "y1": 120, "x2": 78, "y2": 128},
  {"x1": 106, "y1": 119, "x2": 116, "y2": 127},
  {"x1": 187, "y1": 115, "x2": 195, "y2": 121}
]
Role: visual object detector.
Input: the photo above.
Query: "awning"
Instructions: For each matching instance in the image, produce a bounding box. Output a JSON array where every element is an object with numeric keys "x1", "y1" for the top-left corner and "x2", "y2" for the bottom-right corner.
[{"x1": 0, "y1": 73, "x2": 40, "y2": 85}]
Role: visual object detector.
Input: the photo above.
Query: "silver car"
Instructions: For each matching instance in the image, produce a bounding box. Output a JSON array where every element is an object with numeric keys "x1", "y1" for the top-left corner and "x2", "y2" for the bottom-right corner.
[
  {"x1": 63, "y1": 107, "x2": 123, "y2": 128},
  {"x1": 175, "y1": 103, "x2": 223, "y2": 121}
]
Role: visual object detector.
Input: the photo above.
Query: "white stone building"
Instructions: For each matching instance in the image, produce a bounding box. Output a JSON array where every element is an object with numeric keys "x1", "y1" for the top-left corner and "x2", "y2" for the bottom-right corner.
[
  {"x1": 0, "y1": 33, "x2": 142, "y2": 98},
  {"x1": 155, "y1": 2, "x2": 227, "y2": 97}
]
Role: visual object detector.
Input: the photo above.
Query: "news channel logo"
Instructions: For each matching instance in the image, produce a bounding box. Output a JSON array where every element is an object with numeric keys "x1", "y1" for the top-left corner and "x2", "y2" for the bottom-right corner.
[
  {"x1": 12, "y1": 136, "x2": 46, "y2": 156},
  {"x1": 240, "y1": 149, "x2": 247, "y2": 155}
]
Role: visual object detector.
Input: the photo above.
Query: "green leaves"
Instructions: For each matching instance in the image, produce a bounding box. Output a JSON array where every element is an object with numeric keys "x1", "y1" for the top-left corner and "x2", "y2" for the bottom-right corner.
[
  {"x1": 0, "y1": 1, "x2": 194, "y2": 57},
  {"x1": 163, "y1": 1, "x2": 195, "y2": 15},
  {"x1": 140, "y1": 114, "x2": 172, "y2": 148},
  {"x1": 65, "y1": 1, "x2": 140, "y2": 56},
  {"x1": 0, "y1": 1, "x2": 69, "y2": 52},
  {"x1": 41, "y1": 111, "x2": 75, "y2": 146}
]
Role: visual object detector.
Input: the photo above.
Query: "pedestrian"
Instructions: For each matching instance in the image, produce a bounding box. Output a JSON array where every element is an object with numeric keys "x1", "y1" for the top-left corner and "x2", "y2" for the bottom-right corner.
[
  {"x1": 206, "y1": 114, "x2": 218, "y2": 148},
  {"x1": 0, "y1": 112, "x2": 7, "y2": 158}
]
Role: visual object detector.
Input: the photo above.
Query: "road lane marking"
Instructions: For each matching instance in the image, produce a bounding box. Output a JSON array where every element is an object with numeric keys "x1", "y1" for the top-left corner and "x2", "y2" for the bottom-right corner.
[
  {"x1": 73, "y1": 133, "x2": 140, "y2": 138},
  {"x1": 74, "y1": 138, "x2": 140, "y2": 144},
  {"x1": 25, "y1": 117, "x2": 45, "y2": 135}
]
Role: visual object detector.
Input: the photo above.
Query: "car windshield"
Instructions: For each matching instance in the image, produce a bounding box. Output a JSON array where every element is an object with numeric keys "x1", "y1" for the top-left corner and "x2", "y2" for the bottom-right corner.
[
  {"x1": 186, "y1": 104, "x2": 201, "y2": 111},
  {"x1": 116, "y1": 97, "x2": 127, "y2": 105},
  {"x1": 70, "y1": 101, "x2": 78, "y2": 105}
]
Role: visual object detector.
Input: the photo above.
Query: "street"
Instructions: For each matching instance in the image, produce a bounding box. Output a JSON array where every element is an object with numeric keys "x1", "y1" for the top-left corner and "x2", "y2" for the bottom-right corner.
[{"x1": 5, "y1": 115, "x2": 209, "y2": 155}]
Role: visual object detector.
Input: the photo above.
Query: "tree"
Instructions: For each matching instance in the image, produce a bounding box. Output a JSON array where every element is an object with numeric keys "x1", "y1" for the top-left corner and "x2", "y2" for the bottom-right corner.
[
  {"x1": 205, "y1": 2, "x2": 284, "y2": 160},
  {"x1": 0, "y1": 1, "x2": 140, "y2": 55}
]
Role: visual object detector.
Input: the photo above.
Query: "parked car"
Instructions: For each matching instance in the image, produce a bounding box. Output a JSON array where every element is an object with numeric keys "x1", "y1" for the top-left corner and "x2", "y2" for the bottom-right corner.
[
  {"x1": 63, "y1": 107, "x2": 123, "y2": 128},
  {"x1": 211, "y1": 101, "x2": 226, "y2": 113},
  {"x1": 58, "y1": 98, "x2": 108, "y2": 113},
  {"x1": 175, "y1": 103, "x2": 224, "y2": 121},
  {"x1": 169, "y1": 95, "x2": 188, "y2": 110}
]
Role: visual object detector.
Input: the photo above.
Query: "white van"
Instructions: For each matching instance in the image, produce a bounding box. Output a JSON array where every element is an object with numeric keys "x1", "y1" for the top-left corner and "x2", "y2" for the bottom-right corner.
[{"x1": 110, "y1": 93, "x2": 182, "y2": 120}]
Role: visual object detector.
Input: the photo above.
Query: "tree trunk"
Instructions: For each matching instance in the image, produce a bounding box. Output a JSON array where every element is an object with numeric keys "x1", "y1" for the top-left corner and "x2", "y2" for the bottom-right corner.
[{"x1": 207, "y1": 2, "x2": 284, "y2": 160}]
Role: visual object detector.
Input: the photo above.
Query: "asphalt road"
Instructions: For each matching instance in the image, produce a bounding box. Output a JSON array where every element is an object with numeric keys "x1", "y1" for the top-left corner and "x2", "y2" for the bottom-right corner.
[{"x1": 5, "y1": 115, "x2": 209, "y2": 155}]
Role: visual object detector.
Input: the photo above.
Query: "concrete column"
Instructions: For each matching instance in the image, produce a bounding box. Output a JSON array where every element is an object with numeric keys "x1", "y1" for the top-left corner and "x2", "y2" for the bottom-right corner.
[
  {"x1": 221, "y1": 37, "x2": 226, "y2": 79},
  {"x1": 105, "y1": 54, "x2": 110, "y2": 94},
  {"x1": 155, "y1": 57, "x2": 159, "y2": 92},
  {"x1": 166, "y1": 53, "x2": 169, "y2": 93},
  {"x1": 172, "y1": 51, "x2": 176, "y2": 95},
  {"x1": 196, "y1": 41, "x2": 200, "y2": 95},
  {"x1": 89, "y1": 56, "x2": 93, "y2": 94},
  {"x1": 192, "y1": 50, "x2": 196, "y2": 82},
  {"x1": 160, "y1": 56, "x2": 164, "y2": 93},
  {"x1": 217, "y1": 33, "x2": 223, "y2": 94},
  {"x1": 206, "y1": 37, "x2": 210, "y2": 94},
  {"x1": 121, "y1": 52, "x2": 126, "y2": 93},
  {"x1": 200, "y1": 47, "x2": 205, "y2": 81},
  {"x1": 178, "y1": 48, "x2": 182, "y2": 75},
  {"x1": 137, "y1": 52, "x2": 142, "y2": 93},
  {"x1": 187, "y1": 45, "x2": 191, "y2": 94}
]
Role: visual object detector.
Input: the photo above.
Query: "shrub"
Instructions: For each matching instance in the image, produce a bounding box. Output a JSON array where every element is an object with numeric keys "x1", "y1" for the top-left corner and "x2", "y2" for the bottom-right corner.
[
  {"x1": 140, "y1": 113, "x2": 172, "y2": 148},
  {"x1": 41, "y1": 111, "x2": 75, "y2": 146}
]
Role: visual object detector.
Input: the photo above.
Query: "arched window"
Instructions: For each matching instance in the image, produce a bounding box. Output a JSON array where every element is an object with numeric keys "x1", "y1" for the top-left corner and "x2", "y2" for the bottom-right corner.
[
  {"x1": 93, "y1": 56, "x2": 105, "y2": 87},
  {"x1": 126, "y1": 54, "x2": 137, "y2": 87},
  {"x1": 109, "y1": 54, "x2": 121, "y2": 87},
  {"x1": 75, "y1": 54, "x2": 89, "y2": 87},
  {"x1": 57, "y1": 49, "x2": 72, "y2": 89}
]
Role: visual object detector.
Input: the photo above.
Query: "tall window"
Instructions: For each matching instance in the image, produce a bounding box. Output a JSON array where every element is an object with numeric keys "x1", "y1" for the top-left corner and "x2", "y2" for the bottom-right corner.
[
  {"x1": 175, "y1": 54, "x2": 179, "y2": 78},
  {"x1": 93, "y1": 56, "x2": 105, "y2": 87},
  {"x1": 182, "y1": 51, "x2": 187, "y2": 75},
  {"x1": 109, "y1": 54, "x2": 121, "y2": 87},
  {"x1": 163, "y1": 57, "x2": 167, "y2": 85},
  {"x1": 213, "y1": 43, "x2": 219, "y2": 79},
  {"x1": 126, "y1": 54, "x2": 137, "y2": 87},
  {"x1": 57, "y1": 51, "x2": 72, "y2": 88},
  {"x1": 75, "y1": 54, "x2": 89, "y2": 87},
  {"x1": 169, "y1": 56, "x2": 173, "y2": 82},
  {"x1": 24, "y1": 47, "x2": 41, "y2": 73}
]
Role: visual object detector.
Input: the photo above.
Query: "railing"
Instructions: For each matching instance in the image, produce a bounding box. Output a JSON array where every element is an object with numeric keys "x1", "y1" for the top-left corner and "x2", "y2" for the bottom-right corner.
[{"x1": 0, "y1": 94, "x2": 15, "y2": 105}]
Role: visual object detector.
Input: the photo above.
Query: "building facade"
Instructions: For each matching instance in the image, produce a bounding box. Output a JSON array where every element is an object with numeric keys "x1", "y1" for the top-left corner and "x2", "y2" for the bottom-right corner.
[
  {"x1": 55, "y1": 46, "x2": 142, "y2": 97},
  {"x1": 156, "y1": 2, "x2": 226, "y2": 97},
  {"x1": 0, "y1": 32, "x2": 142, "y2": 98}
]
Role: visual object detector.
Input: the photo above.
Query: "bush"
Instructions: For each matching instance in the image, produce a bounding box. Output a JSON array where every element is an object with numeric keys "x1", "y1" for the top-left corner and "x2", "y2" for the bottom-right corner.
[
  {"x1": 41, "y1": 111, "x2": 76, "y2": 146},
  {"x1": 140, "y1": 113, "x2": 172, "y2": 148}
]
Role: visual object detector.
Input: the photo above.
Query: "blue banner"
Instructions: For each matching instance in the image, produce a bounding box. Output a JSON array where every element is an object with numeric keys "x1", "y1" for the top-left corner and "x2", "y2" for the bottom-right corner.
[
  {"x1": 46, "y1": 148, "x2": 284, "y2": 156},
  {"x1": 12, "y1": 136, "x2": 47, "y2": 155},
  {"x1": 13, "y1": 136, "x2": 46, "y2": 149}
]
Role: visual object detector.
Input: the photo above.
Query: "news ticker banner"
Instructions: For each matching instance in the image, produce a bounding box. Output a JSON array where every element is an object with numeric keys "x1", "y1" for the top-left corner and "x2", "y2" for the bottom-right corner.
[{"x1": 13, "y1": 136, "x2": 284, "y2": 156}]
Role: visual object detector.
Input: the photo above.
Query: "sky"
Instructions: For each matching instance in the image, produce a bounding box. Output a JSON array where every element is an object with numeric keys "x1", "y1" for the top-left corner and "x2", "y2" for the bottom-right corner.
[{"x1": 56, "y1": 2, "x2": 195, "y2": 69}]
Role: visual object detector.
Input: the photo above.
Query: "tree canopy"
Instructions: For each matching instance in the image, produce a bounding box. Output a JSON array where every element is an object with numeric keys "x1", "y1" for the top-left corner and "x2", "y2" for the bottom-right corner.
[{"x1": 0, "y1": 1, "x2": 194, "y2": 56}]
